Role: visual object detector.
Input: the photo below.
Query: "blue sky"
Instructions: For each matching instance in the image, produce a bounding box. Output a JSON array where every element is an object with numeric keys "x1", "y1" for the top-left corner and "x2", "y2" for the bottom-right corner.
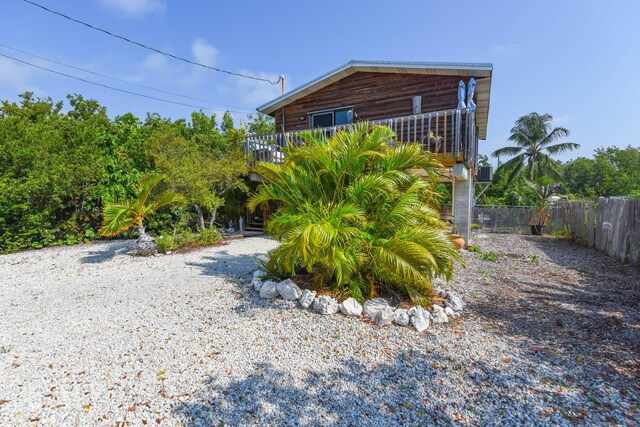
[{"x1": 1, "y1": 0, "x2": 639, "y2": 162}]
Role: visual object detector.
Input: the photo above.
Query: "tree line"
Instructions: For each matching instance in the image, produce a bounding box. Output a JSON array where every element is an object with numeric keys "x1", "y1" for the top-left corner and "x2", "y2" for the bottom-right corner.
[
  {"x1": 1, "y1": 96, "x2": 638, "y2": 254},
  {"x1": 0, "y1": 92, "x2": 274, "y2": 253}
]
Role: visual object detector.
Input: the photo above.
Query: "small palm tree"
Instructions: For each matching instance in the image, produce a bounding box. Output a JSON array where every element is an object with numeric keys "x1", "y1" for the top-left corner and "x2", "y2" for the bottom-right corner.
[
  {"x1": 248, "y1": 123, "x2": 462, "y2": 305},
  {"x1": 99, "y1": 173, "x2": 186, "y2": 239},
  {"x1": 524, "y1": 178, "x2": 561, "y2": 227},
  {"x1": 492, "y1": 113, "x2": 579, "y2": 181}
]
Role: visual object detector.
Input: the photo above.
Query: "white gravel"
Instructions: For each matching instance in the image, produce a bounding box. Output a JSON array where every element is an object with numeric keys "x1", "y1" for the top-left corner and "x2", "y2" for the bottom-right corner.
[{"x1": 1, "y1": 235, "x2": 638, "y2": 426}]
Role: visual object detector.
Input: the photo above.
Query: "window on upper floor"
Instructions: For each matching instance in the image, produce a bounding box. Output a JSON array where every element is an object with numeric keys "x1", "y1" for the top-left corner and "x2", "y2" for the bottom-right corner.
[{"x1": 309, "y1": 108, "x2": 353, "y2": 129}]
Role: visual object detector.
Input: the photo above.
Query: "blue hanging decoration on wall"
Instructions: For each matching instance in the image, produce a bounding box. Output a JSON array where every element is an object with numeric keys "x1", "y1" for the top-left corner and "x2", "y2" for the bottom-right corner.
[
  {"x1": 467, "y1": 77, "x2": 476, "y2": 112},
  {"x1": 457, "y1": 80, "x2": 466, "y2": 109}
]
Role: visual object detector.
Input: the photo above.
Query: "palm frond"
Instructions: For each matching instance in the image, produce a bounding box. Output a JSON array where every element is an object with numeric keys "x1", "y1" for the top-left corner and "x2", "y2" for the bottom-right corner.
[
  {"x1": 492, "y1": 146, "x2": 522, "y2": 158},
  {"x1": 538, "y1": 127, "x2": 570, "y2": 147},
  {"x1": 146, "y1": 191, "x2": 186, "y2": 216},
  {"x1": 133, "y1": 173, "x2": 165, "y2": 213},
  {"x1": 99, "y1": 203, "x2": 136, "y2": 237},
  {"x1": 544, "y1": 142, "x2": 580, "y2": 155},
  {"x1": 99, "y1": 173, "x2": 185, "y2": 238}
]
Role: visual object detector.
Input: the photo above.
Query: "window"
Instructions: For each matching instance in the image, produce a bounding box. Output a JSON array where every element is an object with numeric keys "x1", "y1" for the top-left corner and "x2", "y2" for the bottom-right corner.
[
  {"x1": 334, "y1": 109, "x2": 353, "y2": 125},
  {"x1": 310, "y1": 112, "x2": 333, "y2": 128},
  {"x1": 310, "y1": 107, "x2": 353, "y2": 129}
]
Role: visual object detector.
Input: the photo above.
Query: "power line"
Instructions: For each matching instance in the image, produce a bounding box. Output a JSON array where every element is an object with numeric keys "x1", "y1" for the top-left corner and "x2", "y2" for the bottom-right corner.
[
  {"x1": 0, "y1": 42, "x2": 248, "y2": 111},
  {"x1": 22, "y1": 0, "x2": 283, "y2": 85},
  {"x1": 0, "y1": 52, "x2": 251, "y2": 114}
]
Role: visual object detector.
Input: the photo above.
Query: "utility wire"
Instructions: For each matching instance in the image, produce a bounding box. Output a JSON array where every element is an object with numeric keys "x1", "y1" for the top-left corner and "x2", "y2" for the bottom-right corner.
[
  {"x1": 22, "y1": 0, "x2": 282, "y2": 85},
  {"x1": 0, "y1": 52, "x2": 251, "y2": 114},
  {"x1": 0, "y1": 42, "x2": 248, "y2": 111}
]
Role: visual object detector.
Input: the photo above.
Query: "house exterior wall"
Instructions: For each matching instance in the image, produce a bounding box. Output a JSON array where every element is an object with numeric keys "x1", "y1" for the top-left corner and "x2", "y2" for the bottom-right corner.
[{"x1": 273, "y1": 72, "x2": 471, "y2": 132}]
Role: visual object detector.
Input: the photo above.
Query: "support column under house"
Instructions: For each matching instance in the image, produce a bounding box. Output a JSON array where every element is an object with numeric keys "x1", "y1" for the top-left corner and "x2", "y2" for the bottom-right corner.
[{"x1": 452, "y1": 163, "x2": 474, "y2": 246}]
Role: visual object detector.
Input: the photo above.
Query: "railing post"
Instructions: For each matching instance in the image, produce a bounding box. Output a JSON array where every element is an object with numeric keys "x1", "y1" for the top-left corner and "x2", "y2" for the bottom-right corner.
[
  {"x1": 427, "y1": 115, "x2": 432, "y2": 152},
  {"x1": 455, "y1": 109, "x2": 461, "y2": 159},
  {"x1": 389, "y1": 119, "x2": 395, "y2": 146}
]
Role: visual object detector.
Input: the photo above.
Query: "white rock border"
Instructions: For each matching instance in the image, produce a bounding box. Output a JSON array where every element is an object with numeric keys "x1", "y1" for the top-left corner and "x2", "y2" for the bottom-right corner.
[{"x1": 248, "y1": 270, "x2": 466, "y2": 333}]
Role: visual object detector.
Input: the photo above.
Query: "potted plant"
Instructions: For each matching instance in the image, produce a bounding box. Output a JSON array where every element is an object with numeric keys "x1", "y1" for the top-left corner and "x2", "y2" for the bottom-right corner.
[
  {"x1": 527, "y1": 179, "x2": 560, "y2": 236},
  {"x1": 450, "y1": 223, "x2": 466, "y2": 249}
]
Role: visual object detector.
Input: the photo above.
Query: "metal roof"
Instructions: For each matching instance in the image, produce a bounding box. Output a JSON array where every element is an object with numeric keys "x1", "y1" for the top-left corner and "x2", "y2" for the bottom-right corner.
[{"x1": 257, "y1": 60, "x2": 493, "y2": 139}]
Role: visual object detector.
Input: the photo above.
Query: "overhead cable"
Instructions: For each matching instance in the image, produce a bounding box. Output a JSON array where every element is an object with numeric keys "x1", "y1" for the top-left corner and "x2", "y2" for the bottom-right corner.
[
  {"x1": 0, "y1": 52, "x2": 251, "y2": 114},
  {"x1": 0, "y1": 43, "x2": 249, "y2": 110},
  {"x1": 22, "y1": 0, "x2": 282, "y2": 85}
]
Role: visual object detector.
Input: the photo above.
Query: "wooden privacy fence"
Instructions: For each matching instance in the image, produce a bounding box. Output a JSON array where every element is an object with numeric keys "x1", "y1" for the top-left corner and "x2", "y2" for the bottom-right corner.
[
  {"x1": 562, "y1": 198, "x2": 640, "y2": 265},
  {"x1": 562, "y1": 201, "x2": 596, "y2": 246}
]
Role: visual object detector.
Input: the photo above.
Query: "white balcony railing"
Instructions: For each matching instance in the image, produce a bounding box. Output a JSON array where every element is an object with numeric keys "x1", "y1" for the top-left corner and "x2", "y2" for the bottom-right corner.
[{"x1": 244, "y1": 107, "x2": 477, "y2": 170}]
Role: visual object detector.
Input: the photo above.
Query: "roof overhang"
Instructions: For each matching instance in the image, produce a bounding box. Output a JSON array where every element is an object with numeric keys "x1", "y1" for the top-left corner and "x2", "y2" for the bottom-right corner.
[{"x1": 258, "y1": 60, "x2": 493, "y2": 139}]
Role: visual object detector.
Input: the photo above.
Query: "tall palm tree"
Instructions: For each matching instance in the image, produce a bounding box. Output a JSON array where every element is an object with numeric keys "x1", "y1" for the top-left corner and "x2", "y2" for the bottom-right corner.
[
  {"x1": 492, "y1": 113, "x2": 579, "y2": 181},
  {"x1": 99, "y1": 173, "x2": 186, "y2": 238},
  {"x1": 248, "y1": 123, "x2": 462, "y2": 305}
]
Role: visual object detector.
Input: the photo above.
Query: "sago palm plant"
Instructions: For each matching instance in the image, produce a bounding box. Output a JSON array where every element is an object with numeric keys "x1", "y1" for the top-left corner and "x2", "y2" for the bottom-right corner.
[
  {"x1": 99, "y1": 173, "x2": 186, "y2": 238},
  {"x1": 248, "y1": 123, "x2": 462, "y2": 305}
]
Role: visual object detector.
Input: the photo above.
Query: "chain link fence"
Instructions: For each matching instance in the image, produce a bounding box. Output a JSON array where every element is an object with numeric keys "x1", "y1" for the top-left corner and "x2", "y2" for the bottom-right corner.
[{"x1": 440, "y1": 205, "x2": 565, "y2": 235}]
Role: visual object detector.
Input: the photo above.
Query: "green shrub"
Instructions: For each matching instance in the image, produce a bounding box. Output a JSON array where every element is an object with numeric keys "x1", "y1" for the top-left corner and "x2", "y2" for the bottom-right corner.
[
  {"x1": 156, "y1": 228, "x2": 221, "y2": 253},
  {"x1": 480, "y1": 251, "x2": 498, "y2": 262},
  {"x1": 551, "y1": 228, "x2": 570, "y2": 238},
  {"x1": 248, "y1": 123, "x2": 463, "y2": 305}
]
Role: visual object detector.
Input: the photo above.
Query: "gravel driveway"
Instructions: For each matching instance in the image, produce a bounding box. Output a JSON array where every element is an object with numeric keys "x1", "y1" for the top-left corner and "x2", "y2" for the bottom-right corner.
[{"x1": 1, "y1": 235, "x2": 638, "y2": 426}]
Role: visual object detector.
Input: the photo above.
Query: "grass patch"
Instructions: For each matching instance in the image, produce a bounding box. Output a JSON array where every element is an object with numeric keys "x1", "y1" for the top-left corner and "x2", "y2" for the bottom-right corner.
[
  {"x1": 480, "y1": 251, "x2": 498, "y2": 262},
  {"x1": 551, "y1": 229, "x2": 571, "y2": 238},
  {"x1": 468, "y1": 245, "x2": 498, "y2": 262}
]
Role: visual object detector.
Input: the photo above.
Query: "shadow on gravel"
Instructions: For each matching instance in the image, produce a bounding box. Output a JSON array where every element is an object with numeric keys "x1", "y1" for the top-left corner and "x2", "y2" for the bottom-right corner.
[
  {"x1": 79, "y1": 240, "x2": 133, "y2": 264},
  {"x1": 185, "y1": 250, "x2": 264, "y2": 280},
  {"x1": 171, "y1": 351, "x2": 548, "y2": 426},
  {"x1": 472, "y1": 236, "x2": 640, "y2": 379}
]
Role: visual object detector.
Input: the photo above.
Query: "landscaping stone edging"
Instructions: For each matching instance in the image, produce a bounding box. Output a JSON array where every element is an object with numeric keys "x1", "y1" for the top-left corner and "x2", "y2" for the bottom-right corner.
[{"x1": 249, "y1": 270, "x2": 465, "y2": 332}]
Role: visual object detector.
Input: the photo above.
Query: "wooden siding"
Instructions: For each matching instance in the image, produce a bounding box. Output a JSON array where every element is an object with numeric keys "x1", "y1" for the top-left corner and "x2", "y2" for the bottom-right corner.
[{"x1": 273, "y1": 72, "x2": 474, "y2": 132}]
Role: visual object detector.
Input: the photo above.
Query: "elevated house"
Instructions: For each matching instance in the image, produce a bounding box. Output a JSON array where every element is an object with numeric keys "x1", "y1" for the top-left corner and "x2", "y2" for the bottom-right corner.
[{"x1": 244, "y1": 60, "x2": 493, "y2": 243}]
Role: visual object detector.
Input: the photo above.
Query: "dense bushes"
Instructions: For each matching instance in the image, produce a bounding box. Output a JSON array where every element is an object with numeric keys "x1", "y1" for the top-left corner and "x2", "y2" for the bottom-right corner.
[
  {"x1": 563, "y1": 146, "x2": 640, "y2": 199},
  {"x1": 248, "y1": 124, "x2": 463, "y2": 305},
  {"x1": 0, "y1": 92, "x2": 271, "y2": 253},
  {"x1": 156, "y1": 228, "x2": 222, "y2": 253}
]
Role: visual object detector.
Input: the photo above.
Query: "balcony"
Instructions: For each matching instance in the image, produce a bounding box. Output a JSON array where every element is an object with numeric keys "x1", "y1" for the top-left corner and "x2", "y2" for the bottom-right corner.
[{"x1": 244, "y1": 107, "x2": 478, "y2": 175}]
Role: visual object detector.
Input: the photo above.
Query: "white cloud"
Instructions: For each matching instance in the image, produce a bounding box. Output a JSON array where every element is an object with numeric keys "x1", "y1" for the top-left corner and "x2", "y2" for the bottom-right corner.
[
  {"x1": 99, "y1": 0, "x2": 166, "y2": 18},
  {"x1": 233, "y1": 70, "x2": 284, "y2": 106},
  {"x1": 0, "y1": 57, "x2": 36, "y2": 91},
  {"x1": 553, "y1": 114, "x2": 573, "y2": 126},
  {"x1": 120, "y1": 53, "x2": 170, "y2": 84},
  {"x1": 490, "y1": 43, "x2": 524, "y2": 56},
  {"x1": 191, "y1": 38, "x2": 218, "y2": 67},
  {"x1": 141, "y1": 53, "x2": 169, "y2": 73}
]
